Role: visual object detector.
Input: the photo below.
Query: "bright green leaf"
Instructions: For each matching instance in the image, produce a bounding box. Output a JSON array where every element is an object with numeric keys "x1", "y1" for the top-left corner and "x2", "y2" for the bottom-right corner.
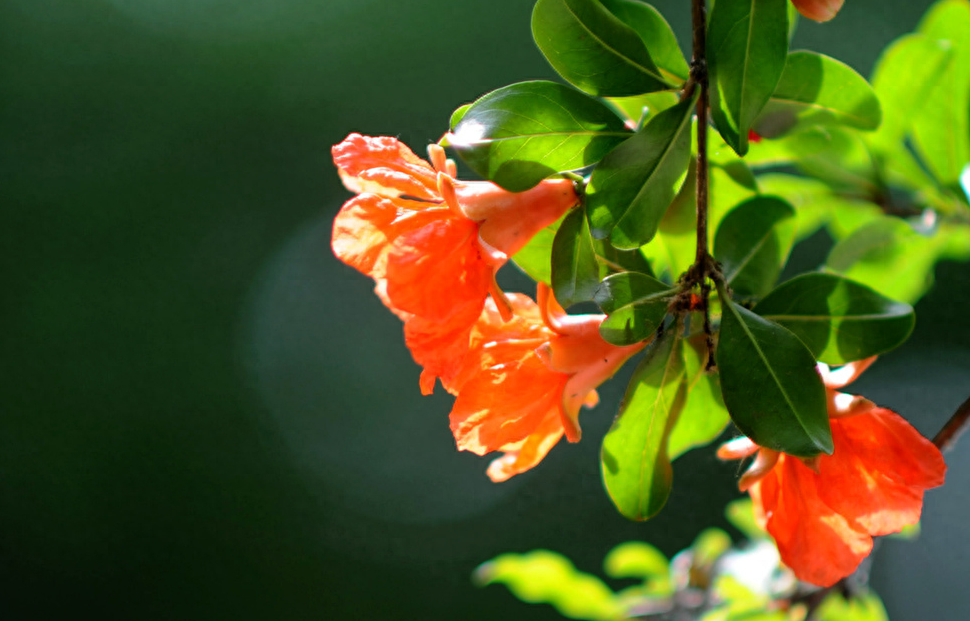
[
  {"x1": 595, "y1": 272, "x2": 674, "y2": 345},
  {"x1": 692, "y1": 528, "x2": 732, "y2": 568},
  {"x1": 603, "y1": 542, "x2": 670, "y2": 580},
  {"x1": 716, "y1": 293, "x2": 832, "y2": 457},
  {"x1": 476, "y1": 551, "x2": 623, "y2": 621},
  {"x1": 588, "y1": 94, "x2": 696, "y2": 248},
  {"x1": 754, "y1": 51, "x2": 881, "y2": 137},
  {"x1": 599, "y1": 0, "x2": 689, "y2": 83},
  {"x1": 714, "y1": 196, "x2": 796, "y2": 298},
  {"x1": 512, "y1": 214, "x2": 564, "y2": 284},
  {"x1": 754, "y1": 273, "x2": 915, "y2": 365},
  {"x1": 913, "y1": 0, "x2": 970, "y2": 184},
  {"x1": 553, "y1": 208, "x2": 602, "y2": 307},
  {"x1": 448, "y1": 80, "x2": 631, "y2": 191},
  {"x1": 602, "y1": 330, "x2": 685, "y2": 520},
  {"x1": 532, "y1": 0, "x2": 673, "y2": 96},
  {"x1": 755, "y1": 173, "x2": 833, "y2": 240},
  {"x1": 708, "y1": 0, "x2": 789, "y2": 155},
  {"x1": 724, "y1": 499, "x2": 767, "y2": 540},
  {"x1": 816, "y1": 591, "x2": 889, "y2": 621},
  {"x1": 608, "y1": 90, "x2": 680, "y2": 125},
  {"x1": 667, "y1": 334, "x2": 730, "y2": 460}
]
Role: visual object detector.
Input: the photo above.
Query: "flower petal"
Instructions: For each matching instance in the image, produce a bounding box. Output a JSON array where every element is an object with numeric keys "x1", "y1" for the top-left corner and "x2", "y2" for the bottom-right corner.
[
  {"x1": 332, "y1": 133, "x2": 439, "y2": 200},
  {"x1": 790, "y1": 0, "x2": 844, "y2": 22},
  {"x1": 755, "y1": 455, "x2": 873, "y2": 587},
  {"x1": 486, "y1": 410, "x2": 565, "y2": 482}
]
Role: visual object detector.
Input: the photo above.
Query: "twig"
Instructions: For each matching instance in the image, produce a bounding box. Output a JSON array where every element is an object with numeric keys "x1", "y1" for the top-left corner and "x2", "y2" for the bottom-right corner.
[{"x1": 932, "y1": 394, "x2": 970, "y2": 453}]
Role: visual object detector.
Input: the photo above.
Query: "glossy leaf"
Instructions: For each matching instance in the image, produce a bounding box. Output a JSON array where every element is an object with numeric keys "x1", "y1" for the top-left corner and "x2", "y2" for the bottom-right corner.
[
  {"x1": 714, "y1": 196, "x2": 796, "y2": 298},
  {"x1": 708, "y1": 0, "x2": 789, "y2": 155},
  {"x1": 755, "y1": 273, "x2": 915, "y2": 365},
  {"x1": 608, "y1": 89, "x2": 680, "y2": 125},
  {"x1": 448, "y1": 81, "x2": 631, "y2": 191},
  {"x1": 588, "y1": 94, "x2": 696, "y2": 248},
  {"x1": 532, "y1": 0, "x2": 672, "y2": 96},
  {"x1": 601, "y1": 330, "x2": 684, "y2": 521},
  {"x1": 552, "y1": 208, "x2": 601, "y2": 307},
  {"x1": 869, "y1": 34, "x2": 953, "y2": 152},
  {"x1": 599, "y1": 0, "x2": 689, "y2": 83},
  {"x1": 475, "y1": 551, "x2": 623, "y2": 621},
  {"x1": 914, "y1": 0, "x2": 970, "y2": 184},
  {"x1": 754, "y1": 51, "x2": 881, "y2": 137},
  {"x1": 716, "y1": 293, "x2": 831, "y2": 457},
  {"x1": 595, "y1": 272, "x2": 674, "y2": 345},
  {"x1": 667, "y1": 334, "x2": 730, "y2": 460}
]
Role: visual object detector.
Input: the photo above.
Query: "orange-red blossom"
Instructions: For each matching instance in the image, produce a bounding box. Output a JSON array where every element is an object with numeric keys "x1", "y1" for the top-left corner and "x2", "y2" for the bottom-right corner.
[
  {"x1": 448, "y1": 284, "x2": 645, "y2": 482},
  {"x1": 331, "y1": 134, "x2": 578, "y2": 394},
  {"x1": 791, "y1": 0, "x2": 844, "y2": 22},
  {"x1": 718, "y1": 357, "x2": 946, "y2": 587}
]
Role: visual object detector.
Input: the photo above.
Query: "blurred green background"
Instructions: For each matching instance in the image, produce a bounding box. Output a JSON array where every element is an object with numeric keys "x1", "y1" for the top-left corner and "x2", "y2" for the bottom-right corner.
[{"x1": 1, "y1": 0, "x2": 968, "y2": 618}]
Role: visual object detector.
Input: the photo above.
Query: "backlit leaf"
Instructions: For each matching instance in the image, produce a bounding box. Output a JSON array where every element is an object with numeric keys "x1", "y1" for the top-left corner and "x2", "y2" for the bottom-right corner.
[
  {"x1": 603, "y1": 542, "x2": 669, "y2": 580},
  {"x1": 553, "y1": 208, "x2": 602, "y2": 307},
  {"x1": 448, "y1": 81, "x2": 631, "y2": 191},
  {"x1": 714, "y1": 196, "x2": 796, "y2": 298},
  {"x1": 595, "y1": 272, "x2": 674, "y2": 345},
  {"x1": 602, "y1": 330, "x2": 685, "y2": 520},
  {"x1": 755, "y1": 273, "x2": 915, "y2": 365},
  {"x1": 667, "y1": 334, "x2": 730, "y2": 460},
  {"x1": 716, "y1": 293, "x2": 831, "y2": 457}
]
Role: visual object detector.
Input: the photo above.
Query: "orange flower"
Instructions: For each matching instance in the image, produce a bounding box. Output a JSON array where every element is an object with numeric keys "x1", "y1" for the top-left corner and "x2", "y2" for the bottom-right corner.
[
  {"x1": 449, "y1": 284, "x2": 645, "y2": 482},
  {"x1": 791, "y1": 0, "x2": 844, "y2": 22},
  {"x1": 331, "y1": 134, "x2": 579, "y2": 393},
  {"x1": 717, "y1": 357, "x2": 946, "y2": 586}
]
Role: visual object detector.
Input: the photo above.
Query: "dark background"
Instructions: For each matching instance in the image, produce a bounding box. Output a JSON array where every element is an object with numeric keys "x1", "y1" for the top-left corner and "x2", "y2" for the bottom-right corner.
[{"x1": 1, "y1": 0, "x2": 967, "y2": 619}]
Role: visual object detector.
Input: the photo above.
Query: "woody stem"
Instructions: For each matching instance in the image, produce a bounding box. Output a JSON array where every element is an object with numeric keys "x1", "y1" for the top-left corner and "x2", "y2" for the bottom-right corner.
[{"x1": 932, "y1": 393, "x2": 970, "y2": 453}]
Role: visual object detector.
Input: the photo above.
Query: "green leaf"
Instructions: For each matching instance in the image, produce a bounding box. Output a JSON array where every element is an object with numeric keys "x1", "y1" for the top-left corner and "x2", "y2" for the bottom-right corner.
[
  {"x1": 913, "y1": 0, "x2": 970, "y2": 184},
  {"x1": 755, "y1": 173, "x2": 833, "y2": 240},
  {"x1": 587, "y1": 94, "x2": 696, "y2": 248},
  {"x1": 532, "y1": 0, "x2": 673, "y2": 96},
  {"x1": 754, "y1": 51, "x2": 881, "y2": 137},
  {"x1": 724, "y1": 499, "x2": 767, "y2": 541},
  {"x1": 715, "y1": 292, "x2": 831, "y2": 457},
  {"x1": 692, "y1": 528, "x2": 732, "y2": 568},
  {"x1": 603, "y1": 542, "x2": 669, "y2": 580},
  {"x1": 816, "y1": 591, "x2": 889, "y2": 621},
  {"x1": 475, "y1": 551, "x2": 623, "y2": 621},
  {"x1": 448, "y1": 81, "x2": 631, "y2": 191},
  {"x1": 599, "y1": 0, "x2": 689, "y2": 83},
  {"x1": 869, "y1": 34, "x2": 953, "y2": 152},
  {"x1": 594, "y1": 237, "x2": 654, "y2": 277},
  {"x1": 667, "y1": 334, "x2": 730, "y2": 460},
  {"x1": 601, "y1": 330, "x2": 685, "y2": 520},
  {"x1": 754, "y1": 273, "x2": 915, "y2": 365},
  {"x1": 553, "y1": 208, "x2": 602, "y2": 307},
  {"x1": 714, "y1": 196, "x2": 796, "y2": 298},
  {"x1": 708, "y1": 0, "x2": 789, "y2": 155},
  {"x1": 512, "y1": 214, "x2": 565, "y2": 284},
  {"x1": 607, "y1": 91, "x2": 680, "y2": 125},
  {"x1": 595, "y1": 272, "x2": 675, "y2": 345}
]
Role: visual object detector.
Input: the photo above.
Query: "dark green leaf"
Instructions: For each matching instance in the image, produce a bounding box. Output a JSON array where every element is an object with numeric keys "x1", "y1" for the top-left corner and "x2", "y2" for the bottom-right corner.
[
  {"x1": 595, "y1": 272, "x2": 674, "y2": 345},
  {"x1": 599, "y1": 0, "x2": 689, "y2": 83},
  {"x1": 913, "y1": 1, "x2": 970, "y2": 184},
  {"x1": 667, "y1": 334, "x2": 730, "y2": 460},
  {"x1": 714, "y1": 196, "x2": 796, "y2": 298},
  {"x1": 869, "y1": 34, "x2": 953, "y2": 152},
  {"x1": 552, "y1": 208, "x2": 602, "y2": 307},
  {"x1": 755, "y1": 273, "x2": 915, "y2": 365},
  {"x1": 447, "y1": 81, "x2": 631, "y2": 191},
  {"x1": 601, "y1": 330, "x2": 685, "y2": 520},
  {"x1": 593, "y1": 237, "x2": 654, "y2": 277},
  {"x1": 754, "y1": 51, "x2": 881, "y2": 137},
  {"x1": 715, "y1": 292, "x2": 831, "y2": 457},
  {"x1": 532, "y1": 0, "x2": 673, "y2": 96},
  {"x1": 708, "y1": 0, "x2": 789, "y2": 155},
  {"x1": 587, "y1": 94, "x2": 696, "y2": 248},
  {"x1": 475, "y1": 551, "x2": 623, "y2": 621}
]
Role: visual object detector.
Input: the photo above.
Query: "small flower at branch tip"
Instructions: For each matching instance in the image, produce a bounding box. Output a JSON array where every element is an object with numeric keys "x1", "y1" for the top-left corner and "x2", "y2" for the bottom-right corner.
[
  {"x1": 330, "y1": 133, "x2": 579, "y2": 393},
  {"x1": 717, "y1": 356, "x2": 946, "y2": 587},
  {"x1": 791, "y1": 0, "x2": 845, "y2": 22},
  {"x1": 448, "y1": 284, "x2": 646, "y2": 482}
]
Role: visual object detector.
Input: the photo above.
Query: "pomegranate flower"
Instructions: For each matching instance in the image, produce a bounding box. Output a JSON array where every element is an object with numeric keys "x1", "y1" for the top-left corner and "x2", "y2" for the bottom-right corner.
[
  {"x1": 331, "y1": 134, "x2": 579, "y2": 394},
  {"x1": 448, "y1": 284, "x2": 645, "y2": 482},
  {"x1": 791, "y1": 0, "x2": 844, "y2": 22},
  {"x1": 717, "y1": 357, "x2": 946, "y2": 587}
]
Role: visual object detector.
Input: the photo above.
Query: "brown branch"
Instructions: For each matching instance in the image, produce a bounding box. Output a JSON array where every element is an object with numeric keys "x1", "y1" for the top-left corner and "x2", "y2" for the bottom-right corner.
[{"x1": 932, "y1": 394, "x2": 970, "y2": 453}]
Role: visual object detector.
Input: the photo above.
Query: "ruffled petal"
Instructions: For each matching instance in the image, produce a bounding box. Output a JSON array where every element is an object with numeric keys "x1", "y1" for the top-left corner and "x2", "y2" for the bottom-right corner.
[
  {"x1": 486, "y1": 410, "x2": 565, "y2": 482},
  {"x1": 817, "y1": 407, "x2": 946, "y2": 536},
  {"x1": 332, "y1": 133, "x2": 439, "y2": 200},
  {"x1": 449, "y1": 350, "x2": 568, "y2": 455},
  {"x1": 385, "y1": 216, "x2": 491, "y2": 322},
  {"x1": 755, "y1": 455, "x2": 873, "y2": 587},
  {"x1": 790, "y1": 0, "x2": 844, "y2": 22},
  {"x1": 404, "y1": 305, "x2": 482, "y2": 396}
]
